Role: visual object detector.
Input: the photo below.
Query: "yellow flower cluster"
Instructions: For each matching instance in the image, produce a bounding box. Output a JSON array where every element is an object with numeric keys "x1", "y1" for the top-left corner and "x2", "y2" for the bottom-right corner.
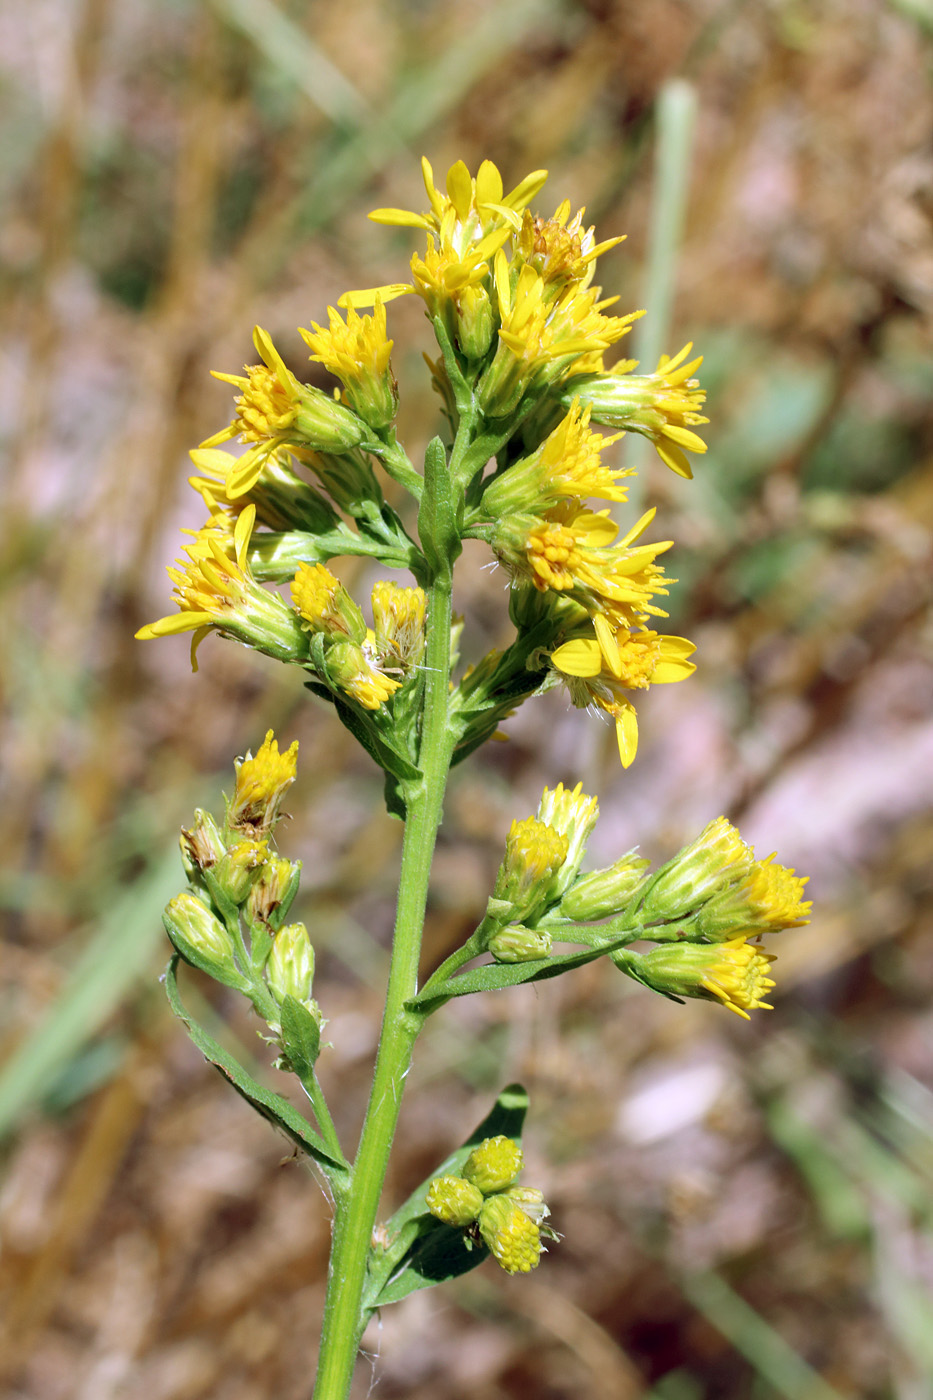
[
  {"x1": 291, "y1": 565, "x2": 425, "y2": 712},
  {"x1": 425, "y1": 1135, "x2": 551, "y2": 1275},
  {"x1": 137, "y1": 156, "x2": 707, "y2": 768},
  {"x1": 342, "y1": 158, "x2": 706, "y2": 461}
]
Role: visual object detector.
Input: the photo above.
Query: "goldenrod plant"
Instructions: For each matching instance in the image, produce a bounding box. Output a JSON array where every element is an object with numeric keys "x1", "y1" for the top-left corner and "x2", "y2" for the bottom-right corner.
[{"x1": 139, "y1": 158, "x2": 811, "y2": 1400}]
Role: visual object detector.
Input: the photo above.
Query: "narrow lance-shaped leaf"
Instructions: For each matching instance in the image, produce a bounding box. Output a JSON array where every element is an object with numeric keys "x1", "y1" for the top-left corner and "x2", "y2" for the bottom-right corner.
[{"x1": 164, "y1": 957, "x2": 347, "y2": 1178}]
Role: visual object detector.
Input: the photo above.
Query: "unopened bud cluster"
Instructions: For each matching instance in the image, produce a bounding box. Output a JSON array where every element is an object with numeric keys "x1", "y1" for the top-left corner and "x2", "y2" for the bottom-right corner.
[
  {"x1": 484, "y1": 796, "x2": 808, "y2": 1019},
  {"x1": 426, "y1": 1136, "x2": 551, "y2": 1274},
  {"x1": 162, "y1": 731, "x2": 322, "y2": 1044}
]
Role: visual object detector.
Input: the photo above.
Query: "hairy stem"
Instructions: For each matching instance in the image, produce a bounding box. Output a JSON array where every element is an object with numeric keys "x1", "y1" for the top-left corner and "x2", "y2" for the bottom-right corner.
[{"x1": 310, "y1": 569, "x2": 454, "y2": 1400}]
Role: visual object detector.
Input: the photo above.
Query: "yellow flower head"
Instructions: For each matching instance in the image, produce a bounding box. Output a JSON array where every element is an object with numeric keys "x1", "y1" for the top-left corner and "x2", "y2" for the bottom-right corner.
[
  {"x1": 500, "y1": 503, "x2": 672, "y2": 630},
  {"x1": 371, "y1": 579, "x2": 426, "y2": 671},
  {"x1": 742, "y1": 855, "x2": 812, "y2": 929},
  {"x1": 693, "y1": 851, "x2": 812, "y2": 940},
  {"x1": 426, "y1": 1175, "x2": 485, "y2": 1227},
  {"x1": 228, "y1": 730, "x2": 299, "y2": 836},
  {"x1": 463, "y1": 1136, "x2": 524, "y2": 1195},
  {"x1": 536, "y1": 781, "x2": 599, "y2": 898},
  {"x1": 494, "y1": 815, "x2": 570, "y2": 921},
  {"x1": 481, "y1": 400, "x2": 629, "y2": 517},
  {"x1": 478, "y1": 1193, "x2": 543, "y2": 1274},
  {"x1": 697, "y1": 936, "x2": 777, "y2": 1017},
  {"x1": 340, "y1": 158, "x2": 547, "y2": 312},
  {"x1": 479, "y1": 261, "x2": 643, "y2": 414},
  {"x1": 615, "y1": 936, "x2": 776, "y2": 1020},
  {"x1": 291, "y1": 562, "x2": 367, "y2": 644},
  {"x1": 136, "y1": 505, "x2": 311, "y2": 668},
  {"x1": 140, "y1": 505, "x2": 255, "y2": 634},
  {"x1": 550, "y1": 624, "x2": 697, "y2": 767},
  {"x1": 564, "y1": 342, "x2": 708, "y2": 478},
  {"x1": 513, "y1": 200, "x2": 624, "y2": 296},
  {"x1": 201, "y1": 327, "x2": 363, "y2": 498},
  {"x1": 300, "y1": 298, "x2": 397, "y2": 430},
  {"x1": 324, "y1": 640, "x2": 402, "y2": 710}
]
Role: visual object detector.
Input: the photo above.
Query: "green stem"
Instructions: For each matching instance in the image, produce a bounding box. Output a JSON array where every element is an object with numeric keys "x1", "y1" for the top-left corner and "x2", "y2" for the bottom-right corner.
[
  {"x1": 310, "y1": 569, "x2": 455, "y2": 1399},
  {"x1": 299, "y1": 1068, "x2": 347, "y2": 1175},
  {"x1": 420, "y1": 911, "x2": 500, "y2": 995}
]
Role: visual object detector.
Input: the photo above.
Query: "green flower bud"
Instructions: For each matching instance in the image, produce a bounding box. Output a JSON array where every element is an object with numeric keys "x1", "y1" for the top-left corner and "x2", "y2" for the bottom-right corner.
[
  {"x1": 163, "y1": 891, "x2": 245, "y2": 987},
  {"x1": 289, "y1": 383, "x2": 365, "y2": 454},
  {"x1": 488, "y1": 925, "x2": 552, "y2": 963},
  {"x1": 559, "y1": 852, "x2": 651, "y2": 920},
  {"x1": 456, "y1": 284, "x2": 496, "y2": 361},
  {"x1": 426, "y1": 1175, "x2": 484, "y2": 1227},
  {"x1": 180, "y1": 809, "x2": 225, "y2": 878},
  {"x1": 247, "y1": 854, "x2": 301, "y2": 928},
  {"x1": 641, "y1": 817, "x2": 753, "y2": 921},
  {"x1": 478, "y1": 1193, "x2": 542, "y2": 1274},
  {"x1": 494, "y1": 817, "x2": 569, "y2": 924},
  {"x1": 463, "y1": 1136, "x2": 523, "y2": 1195},
  {"x1": 294, "y1": 447, "x2": 383, "y2": 514},
  {"x1": 211, "y1": 839, "x2": 269, "y2": 906},
  {"x1": 265, "y1": 922, "x2": 315, "y2": 1005}
]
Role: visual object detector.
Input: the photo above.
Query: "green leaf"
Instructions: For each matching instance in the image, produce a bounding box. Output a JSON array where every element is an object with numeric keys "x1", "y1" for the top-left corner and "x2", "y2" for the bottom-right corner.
[
  {"x1": 363, "y1": 1083, "x2": 529, "y2": 1311},
  {"x1": 418, "y1": 435, "x2": 462, "y2": 577},
  {"x1": 279, "y1": 994, "x2": 321, "y2": 1077},
  {"x1": 370, "y1": 1218, "x2": 488, "y2": 1307},
  {"x1": 330, "y1": 694, "x2": 422, "y2": 783},
  {"x1": 383, "y1": 771, "x2": 407, "y2": 820},
  {"x1": 200, "y1": 867, "x2": 241, "y2": 930},
  {"x1": 247, "y1": 918, "x2": 273, "y2": 973},
  {"x1": 164, "y1": 957, "x2": 346, "y2": 1178},
  {"x1": 408, "y1": 945, "x2": 610, "y2": 1010}
]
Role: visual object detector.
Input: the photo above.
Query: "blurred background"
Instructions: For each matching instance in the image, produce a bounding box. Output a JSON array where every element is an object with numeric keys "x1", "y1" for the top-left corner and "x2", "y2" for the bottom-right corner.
[{"x1": 2, "y1": 0, "x2": 933, "y2": 1396}]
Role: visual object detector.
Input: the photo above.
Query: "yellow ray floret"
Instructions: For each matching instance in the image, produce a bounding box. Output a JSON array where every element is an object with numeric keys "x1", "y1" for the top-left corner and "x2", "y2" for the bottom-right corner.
[
  {"x1": 550, "y1": 626, "x2": 696, "y2": 767},
  {"x1": 135, "y1": 507, "x2": 257, "y2": 644},
  {"x1": 368, "y1": 156, "x2": 548, "y2": 235}
]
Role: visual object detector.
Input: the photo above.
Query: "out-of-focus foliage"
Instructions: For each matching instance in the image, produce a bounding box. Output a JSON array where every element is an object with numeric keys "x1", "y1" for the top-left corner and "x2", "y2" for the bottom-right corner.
[{"x1": 1, "y1": 1, "x2": 932, "y2": 1397}]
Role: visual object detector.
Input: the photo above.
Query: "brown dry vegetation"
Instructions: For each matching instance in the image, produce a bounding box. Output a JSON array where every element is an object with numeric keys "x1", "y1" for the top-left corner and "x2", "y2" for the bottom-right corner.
[{"x1": 1, "y1": 1, "x2": 932, "y2": 1397}]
